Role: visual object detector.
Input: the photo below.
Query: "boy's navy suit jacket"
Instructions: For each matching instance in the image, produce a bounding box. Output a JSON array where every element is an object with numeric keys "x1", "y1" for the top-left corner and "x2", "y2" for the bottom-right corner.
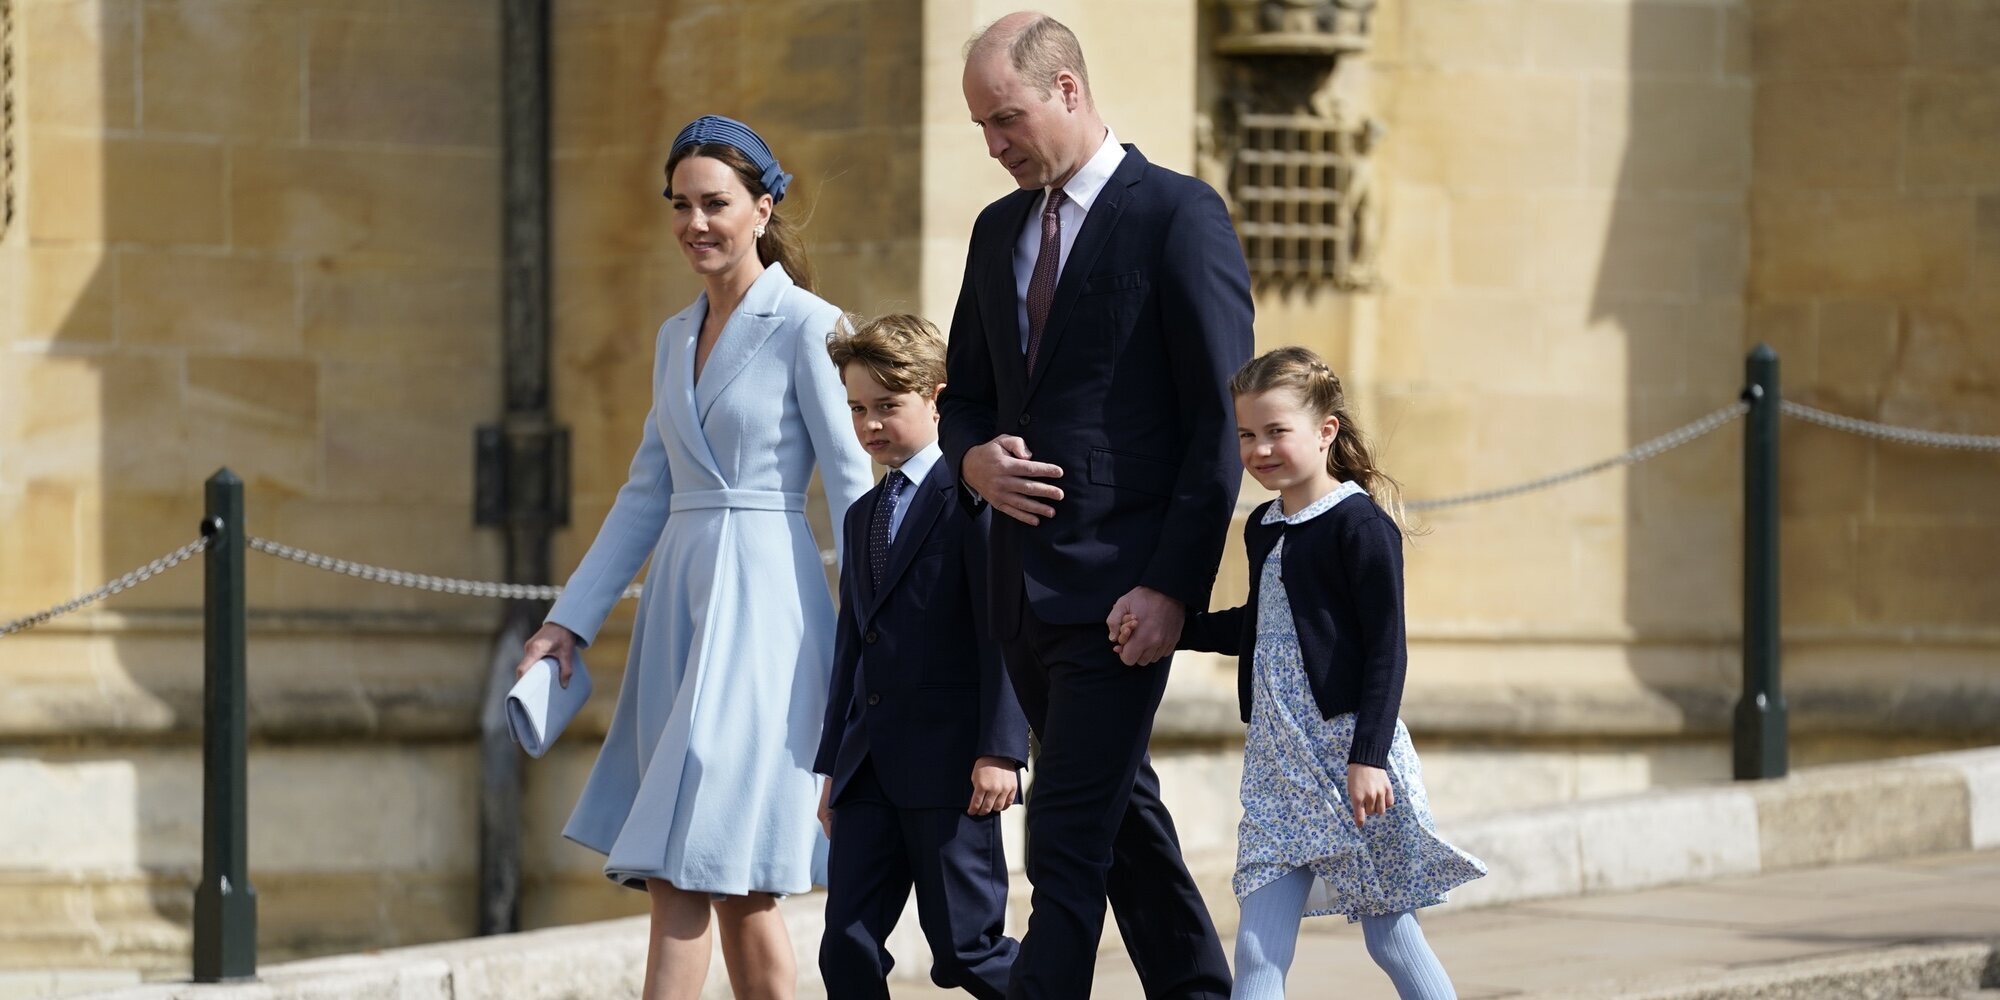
[{"x1": 814, "y1": 458, "x2": 1030, "y2": 809}]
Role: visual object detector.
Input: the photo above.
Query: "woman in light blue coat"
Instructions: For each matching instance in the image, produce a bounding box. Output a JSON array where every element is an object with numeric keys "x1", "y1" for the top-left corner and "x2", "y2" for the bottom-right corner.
[{"x1": 515, "y1": 116, "x2": 871, "y2": 999}]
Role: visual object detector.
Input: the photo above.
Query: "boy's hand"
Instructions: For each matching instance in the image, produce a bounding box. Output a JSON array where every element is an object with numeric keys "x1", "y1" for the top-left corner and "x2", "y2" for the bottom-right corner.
[
  {"x1": 1348, "y1": 762, "x2": 1394, "y2": 827},
  {"x1": 968, "y1": 756, "x2": 1019, "y2": 816},
  {"x1": 817, "y1": 780, "x2": 834, "y2": 839}
]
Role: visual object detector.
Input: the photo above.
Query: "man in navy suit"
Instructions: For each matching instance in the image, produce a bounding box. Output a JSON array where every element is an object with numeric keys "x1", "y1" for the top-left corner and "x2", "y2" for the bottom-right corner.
[
  {"x1": 941, "y1": 12, "x2": 1253, "y2": 999},
  {"x1": 817, "y1": 314, "x2": 1031, "y2": 999}
]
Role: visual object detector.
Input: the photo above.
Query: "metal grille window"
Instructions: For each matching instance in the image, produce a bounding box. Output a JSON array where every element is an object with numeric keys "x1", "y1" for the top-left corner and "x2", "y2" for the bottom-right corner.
[{"x1": 1230, "y1": 113, "x2": 1373, "y2": 287}]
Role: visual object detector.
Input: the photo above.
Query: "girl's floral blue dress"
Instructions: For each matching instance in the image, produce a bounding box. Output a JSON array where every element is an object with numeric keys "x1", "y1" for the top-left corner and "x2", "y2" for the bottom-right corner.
[{"x1": 1234, "y1": 481, "x2": 1487, "y2": 919}]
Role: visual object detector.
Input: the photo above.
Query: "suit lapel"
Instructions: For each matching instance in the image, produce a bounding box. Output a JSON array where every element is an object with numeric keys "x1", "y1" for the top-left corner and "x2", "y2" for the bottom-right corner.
[
  {"x1": 982, "y1": 189, "x2": 1040, "y2": 399},
  {"x1": 695, "y1": 264, "x2": 793, "y2": 421},
  {"x1": 1025, "y1": 146, "x2": 1146, "y2": 402},
  {"x1": 862, "y1": 467, "x2": 951, "y2": 621}
]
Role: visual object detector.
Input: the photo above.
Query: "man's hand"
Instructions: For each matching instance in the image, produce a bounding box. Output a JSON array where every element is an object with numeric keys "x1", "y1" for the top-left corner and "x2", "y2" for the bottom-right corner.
[
  {"x1": 514, "y1": 622, "x2": 580, "y2": 687},
  {"x1": 1105, "y1": 587, "x2": 1183, "y2": 666},
  {"x1": 818, "y1": 780, "x2": 834, "y2": 839},
  {"x1": 962, "y1": 435, "x2": 1064, "y2": 526},
  {"x1": 1348, "y1": 763, "x2": 1394, "y2": 828},
  {"x1": 968, "y1": 757, "x2": 1019, "y2": 816}
]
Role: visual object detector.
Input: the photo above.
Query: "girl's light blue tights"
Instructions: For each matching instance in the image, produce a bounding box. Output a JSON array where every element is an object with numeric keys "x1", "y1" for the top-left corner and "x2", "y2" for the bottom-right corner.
[{"x1": 1232, "y1": 866, "x2": 1457, "y2": 999}]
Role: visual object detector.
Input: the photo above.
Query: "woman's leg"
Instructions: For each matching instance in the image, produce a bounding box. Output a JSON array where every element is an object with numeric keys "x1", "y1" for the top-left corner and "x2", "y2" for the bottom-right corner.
[
  {"x1": 713, "y1": 891, "x2": 797, "y2": 1000},
  {"x1": 1359, "y1": 911, "x2": 1456, "y2": 1000},
  {"x1": 1232, "y1": 867, "x2": 1315, "y2": 1000},
  {"x1": 644, "y1": 879, "x2": 713, "y2": 1000}
]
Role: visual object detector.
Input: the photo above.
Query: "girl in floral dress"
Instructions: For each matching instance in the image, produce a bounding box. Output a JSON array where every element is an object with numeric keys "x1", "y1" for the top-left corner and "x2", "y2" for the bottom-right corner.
[{"x1": 1120, "y1": 346, "x2": 1485, "y2": 999}]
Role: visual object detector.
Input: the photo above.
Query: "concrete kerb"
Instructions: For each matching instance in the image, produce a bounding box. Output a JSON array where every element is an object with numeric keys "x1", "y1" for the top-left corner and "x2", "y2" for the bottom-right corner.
[
  {"x1": 1520, "y1": 942, "x2": 2000, "y2": 1000},
  {"x1": 62, "y1": 746, "x2": 2000, "y2": 999}
]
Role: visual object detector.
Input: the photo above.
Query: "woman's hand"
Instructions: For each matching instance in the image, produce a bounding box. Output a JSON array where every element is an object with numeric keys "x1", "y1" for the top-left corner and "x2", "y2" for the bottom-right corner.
[
  {"x1": 818, "y1": 780, "x2": 835, "y2": 839},
  {"x1": 968, "y1": 756, "x2": 1020, "y2": 816},
  {"x1": 515, "y1": 622, "x2": 581, "y2": 687},
  {"x1": 1348, "y1": 762, "x2": 1394, "y2": 827}
]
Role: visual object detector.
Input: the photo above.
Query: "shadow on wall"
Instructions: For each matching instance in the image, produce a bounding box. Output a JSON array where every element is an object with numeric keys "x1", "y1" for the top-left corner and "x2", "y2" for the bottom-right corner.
[
  {"x1": 1600, "y1": 0, "x2": 1754, "y2": 739},
  {"x1": 25, "y1": 0, "x2": 510, "y2": 973}
]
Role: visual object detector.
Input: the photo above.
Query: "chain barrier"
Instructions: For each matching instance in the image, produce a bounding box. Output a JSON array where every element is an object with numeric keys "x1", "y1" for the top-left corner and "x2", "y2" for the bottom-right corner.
[
  {"x1": 1781, "y1": 400, "x2": 2000, "y2": 452},
  {"x1": 0, "y1": 537, "x2": 209, "y2": 636},
  {"x1": 8, "y1": 395, "x2": 1998, "y2": 637},
  {"x1": 1405, "y1": 402, "x2": 1750, "y2": 512},
  {"x1": 246, "y1": 537, "x2": 644, "y2": 602}
]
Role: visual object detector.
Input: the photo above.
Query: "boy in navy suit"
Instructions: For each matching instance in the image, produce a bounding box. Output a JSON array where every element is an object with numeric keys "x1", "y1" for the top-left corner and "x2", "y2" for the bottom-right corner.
[{"x1": 816, "y1": 313, "x2": 1030, "y2": 998}]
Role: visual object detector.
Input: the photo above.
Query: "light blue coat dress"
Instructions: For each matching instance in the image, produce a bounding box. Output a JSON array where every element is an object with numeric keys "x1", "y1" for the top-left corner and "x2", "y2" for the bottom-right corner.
[{"x1": 546, "y1": 263, "x2": 872, "y2": 895}]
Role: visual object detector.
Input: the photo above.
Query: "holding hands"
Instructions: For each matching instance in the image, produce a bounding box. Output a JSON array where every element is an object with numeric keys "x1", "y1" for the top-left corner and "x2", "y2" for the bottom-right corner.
[{"x1": 1105, "y1": 587, "x2": 1185, "y2": 666}]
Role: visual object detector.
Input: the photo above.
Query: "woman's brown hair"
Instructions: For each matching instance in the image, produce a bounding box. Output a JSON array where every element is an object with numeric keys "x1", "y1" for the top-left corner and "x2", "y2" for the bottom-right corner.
[
  {"x1": 1229, "y1": 346, "x2": 1416, "y2": 530},
  {"x1": 665, "y1": 142, "x2": 815, "y2": 294}
]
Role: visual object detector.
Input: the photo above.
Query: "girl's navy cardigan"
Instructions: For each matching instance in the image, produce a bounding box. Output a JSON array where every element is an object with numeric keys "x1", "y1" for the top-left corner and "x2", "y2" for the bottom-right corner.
[{"x1": 1178, "y1": 493, "x2": 1408, "y2": 769}]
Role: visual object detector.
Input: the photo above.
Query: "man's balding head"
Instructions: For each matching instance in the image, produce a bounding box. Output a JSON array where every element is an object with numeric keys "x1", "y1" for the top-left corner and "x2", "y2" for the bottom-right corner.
[{"x1": 964, "y1": 12, "x2": 1094, "y2": 108}]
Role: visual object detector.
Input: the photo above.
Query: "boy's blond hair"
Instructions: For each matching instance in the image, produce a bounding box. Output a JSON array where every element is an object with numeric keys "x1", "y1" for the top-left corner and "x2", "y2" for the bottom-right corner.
[{"x1": 826, "y1": 313, "x2": 948, "y2": 398}]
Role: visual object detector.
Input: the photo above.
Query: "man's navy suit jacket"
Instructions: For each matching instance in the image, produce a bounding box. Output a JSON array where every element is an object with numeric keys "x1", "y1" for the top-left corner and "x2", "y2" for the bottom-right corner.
[
  {"x1": 938, "y1": 144, "x2": 1255, "y2": 633},
  {"x1": 813, "y1": 458, "x2": 1030, "y2": 809}
]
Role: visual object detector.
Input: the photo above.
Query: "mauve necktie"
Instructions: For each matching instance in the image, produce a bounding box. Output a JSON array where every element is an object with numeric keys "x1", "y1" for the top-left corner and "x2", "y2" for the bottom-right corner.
[
  {"x1": 869, "y1": 469, "x2": 908, "y2": 590},
  {"x1": 1025, "y1": 188, "x2": 1068, "y2": 376}
]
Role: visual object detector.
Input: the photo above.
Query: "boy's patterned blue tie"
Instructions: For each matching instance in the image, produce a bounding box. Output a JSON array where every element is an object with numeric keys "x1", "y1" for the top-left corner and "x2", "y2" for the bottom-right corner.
[{"x1": 869, "y1": 469, "x2": 908, "y2": 590}]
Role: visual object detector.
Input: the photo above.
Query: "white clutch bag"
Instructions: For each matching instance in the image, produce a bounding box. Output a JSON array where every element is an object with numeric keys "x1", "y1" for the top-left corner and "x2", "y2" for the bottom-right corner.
[{"x1": 505, "y1": 655, "x2": 592, "y2": 758}]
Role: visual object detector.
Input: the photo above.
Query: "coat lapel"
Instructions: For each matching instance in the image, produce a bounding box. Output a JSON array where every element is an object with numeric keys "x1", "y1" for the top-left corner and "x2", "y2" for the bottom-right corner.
[
  {"x1": 695, "y1": 263, "x2": 793, "y2": 421},
  {"x1": 662, "y1": 298, "x2": 724, "y2": 482},
  {"x1": 863, "y1": 469, "x2": 950, "y2": 620},
  {"x1": 1025, "y1": 146, "x2": 1145, "y2": 402}
]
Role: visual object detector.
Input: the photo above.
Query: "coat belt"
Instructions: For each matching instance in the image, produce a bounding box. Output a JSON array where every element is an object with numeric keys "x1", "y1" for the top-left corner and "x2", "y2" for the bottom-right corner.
[{"x1": 668, "y1": 489, "x2": 807, "y2": 513}]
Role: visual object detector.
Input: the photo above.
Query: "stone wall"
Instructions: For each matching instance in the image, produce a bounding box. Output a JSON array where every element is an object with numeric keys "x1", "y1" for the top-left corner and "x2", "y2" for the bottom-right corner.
[
  {"x1": 5, "y1": 0, "x2": 2000, "y2": 984},
  {"x1": 1746, "y1": 0, "x2": 2000, "y2": 720},
  {"x1": 0, "y1": 0, "x2": 510, "y2": 975}
]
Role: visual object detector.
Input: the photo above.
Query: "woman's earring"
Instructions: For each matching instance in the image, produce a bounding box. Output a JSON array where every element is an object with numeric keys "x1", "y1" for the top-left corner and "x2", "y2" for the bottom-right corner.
[{"x1": 754, "y1": 224, "x2": 767, "y2": 238}]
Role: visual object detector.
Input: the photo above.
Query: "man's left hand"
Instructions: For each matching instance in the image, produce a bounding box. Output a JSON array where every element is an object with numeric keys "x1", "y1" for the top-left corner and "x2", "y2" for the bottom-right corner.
[{"x1": 1106, "y1": 586, "x2": 1183, "y2": 666}]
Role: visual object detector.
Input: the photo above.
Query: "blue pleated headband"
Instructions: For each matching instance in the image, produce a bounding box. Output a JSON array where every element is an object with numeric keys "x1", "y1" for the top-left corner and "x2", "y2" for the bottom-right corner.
[{"x1": 668, "y1": 115, "x2": 793, "y2": 203}]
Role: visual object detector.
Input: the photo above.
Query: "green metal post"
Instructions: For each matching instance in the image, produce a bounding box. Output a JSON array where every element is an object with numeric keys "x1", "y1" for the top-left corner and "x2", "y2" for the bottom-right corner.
[
  {"x1": 194, "y1": 469, "x2": 256, "y2": 980},
  {"x1": 1735, "y1": 346, "x2": 1788, "y2": 780}
]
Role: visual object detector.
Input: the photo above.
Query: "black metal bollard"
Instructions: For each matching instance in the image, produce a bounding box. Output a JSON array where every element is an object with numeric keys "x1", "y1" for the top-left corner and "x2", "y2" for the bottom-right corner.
[
  {"x1": 1735, "y1": 347, "x2": 1788, "y2": 780},
  {"x1": 194, "y1": 469, "x2": 257, "y2": 980}
]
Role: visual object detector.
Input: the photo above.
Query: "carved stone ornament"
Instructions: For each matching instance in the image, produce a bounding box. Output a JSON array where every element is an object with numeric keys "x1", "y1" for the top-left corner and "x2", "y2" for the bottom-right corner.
[{"x1": 1215, "y1": 0, "x2": 1376, "y2": 57}]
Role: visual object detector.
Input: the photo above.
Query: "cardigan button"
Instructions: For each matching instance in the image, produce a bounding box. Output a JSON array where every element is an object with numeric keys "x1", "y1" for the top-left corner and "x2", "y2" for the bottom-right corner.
[
  {"x1": 1017, "y1": 413, "x2": 1032, "y2": 427},
  {"x1": 864, "y1": 630, "x2": 879, "y2": 644},
  {"x1": 866, "y1": 693, "x2": 881, "y2": 706}
]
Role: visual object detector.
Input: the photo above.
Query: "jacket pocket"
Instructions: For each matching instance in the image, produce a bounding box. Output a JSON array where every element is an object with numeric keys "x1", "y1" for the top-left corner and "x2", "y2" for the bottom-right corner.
[
  {"x1": 1088, "y1": 448, "x2": 1176, "y2": 498},
  {"x1": 1081, "y1": 269, "x2": 1146, "y2": 296}
]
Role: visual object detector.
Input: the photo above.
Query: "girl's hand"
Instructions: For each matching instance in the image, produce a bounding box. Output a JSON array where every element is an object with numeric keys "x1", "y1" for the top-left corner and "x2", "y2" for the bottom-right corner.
[
  {"x1": 968, "y1": 757, "x2": 1019, "y2": 816},
  {"x1": 515, "y1": 622, "x2": 581, "y2": 687},
  {"x1": 1348, "y1": 763, "x2": 1394, "y2": 827},
  {"x1": 1108, "y1": 613, "x2": 1140, "y2": 653}
]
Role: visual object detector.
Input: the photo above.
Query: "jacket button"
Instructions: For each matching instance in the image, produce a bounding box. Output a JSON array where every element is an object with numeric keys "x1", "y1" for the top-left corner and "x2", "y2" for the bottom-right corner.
[
  {"x1": 867, "y1": 693, "x2": 881, "y2": 706},
  {"x1": 1018, "y1": 413, "x2": 1032, "y2": 427},
  {"x1": 864, "y1": 630, "x2": 879, "y2": 644}
]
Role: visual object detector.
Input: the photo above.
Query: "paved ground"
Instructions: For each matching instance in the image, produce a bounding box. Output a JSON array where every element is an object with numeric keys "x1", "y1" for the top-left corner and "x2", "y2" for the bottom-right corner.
[{"x1": 892, "y1": 850, "x2": 2000, "y2": 998}]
